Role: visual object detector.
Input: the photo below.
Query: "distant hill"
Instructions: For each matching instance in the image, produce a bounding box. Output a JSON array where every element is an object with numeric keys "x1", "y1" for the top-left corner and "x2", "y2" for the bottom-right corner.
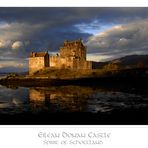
[
  {"x1": 111, "y1": 55, "x2": 148, "y2": 68},
  {"x1": 92, "y1": 55, "x2": 148, "y2": 69},
  {"x1": 92, "y1": 61, "x2": 108, "y2": 69}
]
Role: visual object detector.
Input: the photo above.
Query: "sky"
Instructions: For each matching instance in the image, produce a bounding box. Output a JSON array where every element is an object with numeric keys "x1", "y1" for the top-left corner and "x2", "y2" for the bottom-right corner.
[{"x1": 0, "y1": 7, "x2": 148, "y2": 72}]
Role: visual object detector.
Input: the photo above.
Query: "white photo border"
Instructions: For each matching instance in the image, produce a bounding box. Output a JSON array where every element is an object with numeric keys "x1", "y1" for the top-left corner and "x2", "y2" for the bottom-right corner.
[{"x1": 0, "y1": 0, "x2": 148, "y2": 148}]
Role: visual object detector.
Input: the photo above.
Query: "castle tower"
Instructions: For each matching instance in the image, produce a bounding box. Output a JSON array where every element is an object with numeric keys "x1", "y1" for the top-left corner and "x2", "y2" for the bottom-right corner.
[
  {"x1": 59, "y1": 39, "x2": 90, "y2": 69},
  {"x1": 60, "y1": 38, "x2": 86, "y2": 60},
  {"x1": 29, "y1": 52, "x2": 49, "y2": 75}
]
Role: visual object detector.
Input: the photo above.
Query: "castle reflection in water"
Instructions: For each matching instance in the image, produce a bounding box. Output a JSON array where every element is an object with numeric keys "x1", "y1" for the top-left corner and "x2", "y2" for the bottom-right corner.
[
  {"x1": 28, "y1": 84, "x2": 148, "y2": 114},
  {"x1": 0, "y1": 84, "x2": 147, "y2": 115},
  {"x1": 29, "y1": 86, "x2": 94, "y2": 113}
]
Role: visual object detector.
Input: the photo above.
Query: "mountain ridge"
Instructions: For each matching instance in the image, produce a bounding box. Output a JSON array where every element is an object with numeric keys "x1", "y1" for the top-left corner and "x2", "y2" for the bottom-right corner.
[{"x1": 92, "y1": 54, "x2": 148, "y2": 69}]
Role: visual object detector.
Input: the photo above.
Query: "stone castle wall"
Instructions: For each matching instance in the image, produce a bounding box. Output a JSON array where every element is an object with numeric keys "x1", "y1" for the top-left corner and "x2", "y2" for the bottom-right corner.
[
  {"x1": 49, "y1": 55, "x2": 61, "y2": 68},
  {"x1": 29, "y1": 57, "x2": 45, "y2": 75},
  {"x1": 29, "y1": 52, "x2": 49, "y2": 75},
  {"x1": 60, "y1": 40, "x2": 86, "y2": 60},
  {"x1": 29, "y1": 39, "x2": 92, "y2": 75},
  {"x1": 49, "y1": 56, "x2": 92, "y2": 70},
  {"x1": 49, "y1": 39, "x2": 91, "y2": 70}
]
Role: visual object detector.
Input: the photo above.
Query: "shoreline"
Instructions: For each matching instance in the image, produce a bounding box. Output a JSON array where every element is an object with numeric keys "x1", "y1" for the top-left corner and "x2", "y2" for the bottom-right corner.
[
  {"x1": 0, "y1": 75, "x2": 148, "y2": 87},
  {"x1": 0, "y1": 67, "x2": 148, "y2": 87}
]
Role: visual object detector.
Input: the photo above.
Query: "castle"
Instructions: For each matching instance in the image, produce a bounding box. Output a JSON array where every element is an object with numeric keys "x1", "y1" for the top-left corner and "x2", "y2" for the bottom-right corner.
[{"x1": 29, "y1": 39, "x2": 92, "y2": 75}]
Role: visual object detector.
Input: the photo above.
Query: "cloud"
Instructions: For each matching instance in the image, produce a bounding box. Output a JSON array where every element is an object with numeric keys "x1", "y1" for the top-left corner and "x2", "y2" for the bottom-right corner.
[
  {"x1": 0, "y1": 8, "x2": 148, "y2": 70},
  {"x1": 0, "y1": 21, "x2": 48, "y2": 59},
  {"x1": 0, "y1": 41, "x2": 5, "y2": 48},
  {"x1": 0, "y1": 57, "x2": 28, "y2": 72},
  {"x1": 0, "y1": 61, "x2": 25, "y2": 68},
  {"x1": 12, "y1": 41, "x2": 23, "y2": 50},
  {"x1": 86, "y1": 19, "x2": 148, "y2": 61},
  {"x1": 87, "y1": 53, "x2": 113, "y2": 62},
  {"x1": 0, "y1": 64, "x2": 4, "y2": 68},
  {"x1": 0, "y1": 21, "x2": 47, "y2": 41}
]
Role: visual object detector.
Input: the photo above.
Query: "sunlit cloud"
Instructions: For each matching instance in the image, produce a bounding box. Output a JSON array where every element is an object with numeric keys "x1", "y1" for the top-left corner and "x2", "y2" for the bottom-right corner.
[
  {"x1": 86, "y1": 19, "x2": 148, "y2": 61},
  {"x1": 0, "y1": 61, "x2": 25, "y2": 68},
  {"x1": 75, "y1": 20, "x2": 115, "y2": 35},
  {"x1": 87, "y1": 54, "x2": 113, "y2": 62},
  {"x1": 0, "y1": 64, "x2": 4, "y2": 68},
  {"x1": 12, "y1": 41, "x2": 24, "y2": 50},
  {"x1": 0, "y1": 41, "x2": 5, "y2": 48}
]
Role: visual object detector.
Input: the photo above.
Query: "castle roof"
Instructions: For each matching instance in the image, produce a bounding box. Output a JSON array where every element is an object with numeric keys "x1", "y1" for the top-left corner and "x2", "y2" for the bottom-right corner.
[{"x1": 30, "y1": 52, "x2": 48, "y2": 57}]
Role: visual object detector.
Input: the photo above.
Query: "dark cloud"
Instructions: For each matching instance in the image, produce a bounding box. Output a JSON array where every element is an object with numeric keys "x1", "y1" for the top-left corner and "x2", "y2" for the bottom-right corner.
[
  {"x1": 0, "y1": 7, "x2": 148, "y2": 70},
  {"x1": 0, "y1": 7, "x2": 148, "y2": 22}
]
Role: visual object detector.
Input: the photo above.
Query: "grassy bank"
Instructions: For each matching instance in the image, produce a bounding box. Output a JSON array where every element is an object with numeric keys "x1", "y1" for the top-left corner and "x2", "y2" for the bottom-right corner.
[{"x1": 0, "y1": 67, "x2": 148, "y2": 87}]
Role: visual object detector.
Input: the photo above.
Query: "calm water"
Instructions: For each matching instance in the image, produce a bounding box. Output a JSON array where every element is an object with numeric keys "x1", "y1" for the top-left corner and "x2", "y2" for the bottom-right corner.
[{"x1": 0, "y1": 84, "x2": 148, "y2": 115}]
